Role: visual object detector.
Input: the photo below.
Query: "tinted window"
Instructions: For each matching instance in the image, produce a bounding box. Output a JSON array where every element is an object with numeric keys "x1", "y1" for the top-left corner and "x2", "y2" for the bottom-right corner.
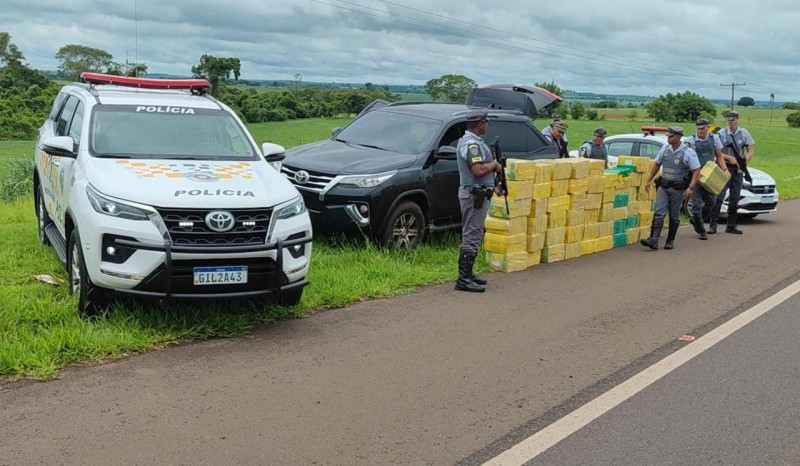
[
  {"x1": 484, "y1": 121, "x2": 542, "y2": 153},
  {"x1": 606, "y1": 141, "x2": 635, "y2": 157},
  {"x1": 336, "y1": 110, "x2": 441, "y2": 154},
  {"x1": 56, "y1": 96, "x2": 79, "y2": 136},
  {"x1": 639, "y1": 142, "x2": 662, "y2": 158},
  {"x1": 89, "y1": 105, "x2": 258, "y2": 160},
  {"x1": 68, "y1": 101, "x2": 84, "y2": 148},
  {"x1": 48, "y1": 92, "x2": 69, "y2": 121}
]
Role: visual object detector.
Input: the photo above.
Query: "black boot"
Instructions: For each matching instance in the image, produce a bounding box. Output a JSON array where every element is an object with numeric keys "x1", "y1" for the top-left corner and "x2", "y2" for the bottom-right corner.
[
  {"x1": 469, "y1": 272, "x2": 487, "y2": 285},
  {"x1": 664, "y1": 221, "x2": 679, "y2": 250},
  {"x1": 708, "y1": 214, "x2": 718, "y2": 234},
  {"x1": 640, "y1": 223, "x2": 663, "y2": 250},
  {"x1": 726, "y1": 212, "x2": 743, "y2": 234},
  {"x1": 455, "y1": 250, "x2": 485, "y2": 292}
]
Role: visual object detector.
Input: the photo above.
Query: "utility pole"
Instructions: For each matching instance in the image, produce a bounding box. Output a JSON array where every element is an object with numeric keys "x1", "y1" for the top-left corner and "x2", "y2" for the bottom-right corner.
[{"x1": 720, "y1": 82, "x2": 746, "y2": 111}]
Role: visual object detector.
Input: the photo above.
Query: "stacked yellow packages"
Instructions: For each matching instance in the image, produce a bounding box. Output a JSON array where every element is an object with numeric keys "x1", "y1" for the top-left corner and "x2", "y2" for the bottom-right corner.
[
  {"x1": 488, "y1": 196, "x2": 532, "y2": 219},
  {"x1": 485, "y1": 216, "x2": 527, "y2": 236},
  {"x1": 484, "y1": 232, "x2": 526, "y2": 254},
  {"x1": 486, "y1": 251, "x2": 528, "y2": 272},
  {"x1": 618, "y1": 156, "x2": 650, "y2": 172},
  {"x1": 698, "y1": 161, "x2": 729, "y2": 195},
  {"x1": 505, "y1": 159, "x2": 538, "y2": 181}
]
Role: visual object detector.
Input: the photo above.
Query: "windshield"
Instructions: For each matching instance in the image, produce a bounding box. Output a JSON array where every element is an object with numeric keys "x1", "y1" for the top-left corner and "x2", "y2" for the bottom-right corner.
[
  {"x1": 335, "y1": 110, "x2": 441, "y2": 155},
  {"x1": 90, "y1": 105, "x2": 258, "y2": 160}
]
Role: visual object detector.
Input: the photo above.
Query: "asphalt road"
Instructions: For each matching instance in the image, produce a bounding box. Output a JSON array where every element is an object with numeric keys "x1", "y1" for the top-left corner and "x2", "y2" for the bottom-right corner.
[{"x1": 2, "y1": 200, "x2": 799, "y2": 465}]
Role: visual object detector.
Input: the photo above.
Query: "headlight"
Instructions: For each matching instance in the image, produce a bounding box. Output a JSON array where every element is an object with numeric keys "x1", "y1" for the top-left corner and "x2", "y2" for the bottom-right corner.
[
  {"x1": 276, "y1": 196, "x2": 306, "y2": 219},
  {"x1": 337, "y1": 170, "x2": 396, "y2": 188},
  {"x1": 86, "y1": 185, "x2": 152, "y2": 221}
]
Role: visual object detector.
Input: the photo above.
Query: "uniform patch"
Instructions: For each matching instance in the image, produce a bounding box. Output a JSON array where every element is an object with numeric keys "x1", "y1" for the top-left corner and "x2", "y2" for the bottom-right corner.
[
  {"x1": 470, "y1": 156, "x2": 483, "y2": 164},
  {"x1": 468, "y1": 143, "x2": 479, "y2": 157}
]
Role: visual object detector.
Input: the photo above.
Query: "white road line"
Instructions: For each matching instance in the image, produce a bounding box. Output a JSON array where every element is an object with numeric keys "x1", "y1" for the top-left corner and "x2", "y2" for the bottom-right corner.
[{"x1": 483, "y1": 278, "x2": 800, "y2": 466}]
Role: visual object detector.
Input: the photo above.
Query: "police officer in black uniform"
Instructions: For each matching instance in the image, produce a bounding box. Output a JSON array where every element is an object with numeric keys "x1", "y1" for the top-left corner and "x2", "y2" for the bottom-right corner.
[
  {"x1": 455, "y1": 108, "x2": 502, "y2": 292},
  {"x1": 578, "y1": 127, "x2": 609, "y2": 167},
  {"x1": 640, "y1": 126, "x2": 701, "y2": 250}
]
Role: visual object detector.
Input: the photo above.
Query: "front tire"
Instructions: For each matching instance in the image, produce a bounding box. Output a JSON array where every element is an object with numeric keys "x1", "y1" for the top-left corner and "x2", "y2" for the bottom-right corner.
[
  {"x1": 379, "y1": 201, "x2": 426, "y2": 249},
  {"x1": 36, "y1": 185, "x2": 51, "y2": 246},
  {"x1": 68, "y1": 229, "x2": 108, "y2": 316},
  {"x1": 276, "y1": 288, "x2": 303, "y2": 307}
]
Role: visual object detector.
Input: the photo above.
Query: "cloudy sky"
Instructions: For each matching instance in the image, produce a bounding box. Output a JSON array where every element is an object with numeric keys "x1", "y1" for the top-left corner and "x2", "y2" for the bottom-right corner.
[{"x1": 2, "y1": 0, "x2": 798, "y2": 100}]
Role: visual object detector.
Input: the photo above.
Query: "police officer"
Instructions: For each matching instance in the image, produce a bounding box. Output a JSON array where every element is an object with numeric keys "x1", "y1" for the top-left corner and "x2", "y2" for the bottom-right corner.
[
  {"x1": 578, "y1": 127, "x2": 609, "y2": 167},
  {"x1": 544, "y1": 121, "x2": 569, "y2": 158},
  {"x1": 683, "y1": 118, "x2": 728, "y2": 240},
  {"x1": 709, "y1": 110, "x2": 755, "y2": 235},
  {"x1": 541, "y1": 113, "x2": 568, "y2": 146},
  {"x1": 640, "y1": 126, "x2": 701, "y2": 250},
  {"x1": 456, "y1": 108, "x2": 502, "y2": 292}
]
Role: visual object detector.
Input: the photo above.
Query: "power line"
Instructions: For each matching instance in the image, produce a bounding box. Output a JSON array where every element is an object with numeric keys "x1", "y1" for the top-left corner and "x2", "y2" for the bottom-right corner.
[{"x1": 720, "y1": 82, "x2": 746, "y2": 110}]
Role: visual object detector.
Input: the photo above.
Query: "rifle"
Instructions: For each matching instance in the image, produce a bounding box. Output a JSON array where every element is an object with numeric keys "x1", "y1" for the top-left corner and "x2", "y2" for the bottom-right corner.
[
  {"x1": 490, "y1": 136, "x2": 509, "y2": 215},
  {"x1": 714, "y1": 127, "x2": 752, "y2": 183}
]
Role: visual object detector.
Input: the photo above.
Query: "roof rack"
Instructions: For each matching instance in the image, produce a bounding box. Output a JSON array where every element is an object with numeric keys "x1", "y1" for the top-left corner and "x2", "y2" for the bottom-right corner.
[{"x1": 79, "y1": 72, "x2": 210, "y2": 93}]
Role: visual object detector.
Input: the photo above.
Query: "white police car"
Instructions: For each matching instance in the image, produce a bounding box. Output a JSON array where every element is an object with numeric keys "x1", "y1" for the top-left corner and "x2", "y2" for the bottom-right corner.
[
  {"x1": 571, "y1": 127, "x2": 779, "y2": 219},
  {"x1": 34, "y1": 73, "x2": 312, "y2": 314}
]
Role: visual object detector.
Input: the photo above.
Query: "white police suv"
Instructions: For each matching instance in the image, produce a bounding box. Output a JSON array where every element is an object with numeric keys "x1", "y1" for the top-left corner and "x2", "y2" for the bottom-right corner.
[{"x1": 34, "y1": 73, "x2": 312, "y2": 314}]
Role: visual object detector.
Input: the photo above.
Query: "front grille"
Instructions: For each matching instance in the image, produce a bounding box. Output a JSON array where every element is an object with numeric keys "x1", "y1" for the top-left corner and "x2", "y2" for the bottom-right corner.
[
  {"x1": 281, "y1": 165, "x2": 335, "y2": 191},
  {"x1": 298, "y1": 189, "x2": 325, "y2": 212},
  {"x1": 155, "y1": 207, "x2": 272, "y2": 247},
  {"x1": 749, "y1": 185, "x2": 776, "y2": 194},
  {"x1": 136, "y1": 257, "x2": 281, "y2": 294},
  {"x1": 740, "y1": 202, "x2": 778, "y2": 210}
]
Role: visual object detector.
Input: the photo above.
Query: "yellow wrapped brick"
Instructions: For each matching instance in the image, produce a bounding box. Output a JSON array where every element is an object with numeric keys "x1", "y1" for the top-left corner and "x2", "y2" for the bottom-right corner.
[
  {"x1": 533, "y1": 161, "x2": 553, "y2": 183},
  {"x1": 583, "y1": 223, "x2": 600, "y2": 240},
  {"x1": 547, "y1": 195, "x2": 570, "y2": 213},
  {"x1": 567, "y1": 158, "x2": 590, "y2": 178},
  {"x1": 565, "y1": 224, "x2": 585, "y2": 243},
  {"x1": 628, "y1": 187, "x2": 638, "y2": 202},
  {"x1": 618, "y1": 155, "x2": 650, "y2": 172},
  {"x1": 698, "y1": 161, "x2": 730, "y2": 195},
  {"x1": 565, "y1": 242, "x2": 581, "y2": 260},
  {"x1": 580, "y1": 239, "x2": 596, "y2": 255},
  {"x1": 614, "y1": 177, "x2": 630, "y2": 190},
  {"x1": 626, "y1": 228, "x2": 640, "y2": 244},
  {"x1": 585, "y1": 208, "x2": 600, "y2": 224},
  {"x1": 604, "y1": 173, "x2": 619, "y2": 188},
  {"x1": 599, "y1": 202, "x2": 614, "y2": 221},
  {"x1": 641, "y1": 200, "x2": 654, "y2": 213},
  {"x1": 506, "y1": 180, "x2": 533, "y2": 200},
  {"x1": 638, "y1": 211, "x2": 654, "y2": 227},
  {"x1": 484, "y1": 232, "x2": 526, "y2": 254},
  {"x1": 527, "y1": 215, "x2": 548, "y2": 235},
  {"x1": 613, "y1": 207, "x2": 628, "y2": 221},
  {"x1": 545, "y1": 227, "x2": 565, "y2": 246},
  {"x1": 588, "y1": 176, "x2": 605, "y2": 193},
  {"x1": 569, "y1": 192, "x2": 587, "y2": 210},
  {"x1": 505, "y1": 159, "x2": 538, "y2": 181},
  {"x1": 598, "y1": 221, "x2": 613, "y2": 237},
  {"x1": 488, "y1": 196, "x2": 532, "y2": 219},
  {"x1": 541, "y1": 244, "x2": 566, "y2": 263},
  {"x1": 648, "y1": 186, "x2": 657, "y2": 201},
  {"x1": 637, "y1": 186, "x2": 650, "y2": 201},
  {"x1": 587, "y1": 159, "x2": 605, "y2": 173},
  {"x1": 550, "y1": 179, "x2": 569, "y2": 197},
  {"x1": 485, "y1": 215, "x2": 527, "y2": 236},
  {"x1": 597, "y1": 236, "x2": 613, "y2": 251},
  {"x1": 532, "y1": 182, "x2": 552, "y2": 199},
  {"x1": 566, "y1": 209, "x2": 586, "y2": 226},
  {"x1": 526, "y1": 233, "x2": 545, "y2": 252},
  {"x1": 603, "y1": 187, "x2": 616, "y2": 202},
  {"x1": 627, "y1": 201, "x2": 640, "y2": 216},
  {"x1": 526, "y1": 251, "x2": 542, "y2": 267},
  {"x1": 551, "y1": 160, "x2": 573, "y2": 180},
  {"x1": 529, "y1": 197, "x2": 548, "y2": 217},
  {"x1": 639, "y1": 226, "x2": 651, "y2": 240},
  {"x1": 548, "y1": 210, "x2": 567, "y2": 229},
  {"x1": 486, "y1": 251, "x2": 528, "y2": 272},
  {"x1": 628, "y1": 172, "x2": 642, "y2": 187},
  {"x1": 568, "y1": 178, "x2": 589, "y2": 194},
  {"x1": 586, "y1": 193, "x2": 603, "y2": 210}
]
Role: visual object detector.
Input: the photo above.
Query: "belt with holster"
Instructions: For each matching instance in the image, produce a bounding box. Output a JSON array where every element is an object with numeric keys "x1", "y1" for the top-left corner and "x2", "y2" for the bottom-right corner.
[
  {"x1": 658, "y1": 179, "x2": 688, "y2": 190},
  {"x1": 466, "y1": 185, "x2": 493, "y2": 209}
]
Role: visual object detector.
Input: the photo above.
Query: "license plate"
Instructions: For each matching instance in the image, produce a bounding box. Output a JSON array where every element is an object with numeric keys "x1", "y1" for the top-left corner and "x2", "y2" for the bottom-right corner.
[
  {"x1": 193, "y1": 266, "x2": 248, "y2": 286},
  {"x1": 761, "y1": 195, "x2": 776, "y2": 203}
]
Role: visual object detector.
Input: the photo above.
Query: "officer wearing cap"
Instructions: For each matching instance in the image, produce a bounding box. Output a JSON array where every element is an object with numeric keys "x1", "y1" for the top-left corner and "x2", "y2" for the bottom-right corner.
[
  {"x1": 544, "y1": 121, "x2": 569, "y2": 158},
  {"x1": 640, "y1": 126, "x2": 701, "y2": 250},
  {"x1": 455, "y1": 108, "x2": 502, "y2": 292},
  {"x1": 541, "y1": 113, "x2": 569, "y2": 145},
  {"x1": 578, "y1": 127, "x2": 609, "y2": 167},
  {"x1": 709, "y1": 110, "x2": 755, "y2": 235},
  {"x1": 683, "y1": 118, "x2": 728, "y2": 240}
]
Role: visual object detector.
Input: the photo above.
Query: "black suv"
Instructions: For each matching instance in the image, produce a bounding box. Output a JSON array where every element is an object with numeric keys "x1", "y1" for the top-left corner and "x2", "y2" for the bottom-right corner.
[{"x1": 280, "y1": 101, "x2": 557, "y2": 248}]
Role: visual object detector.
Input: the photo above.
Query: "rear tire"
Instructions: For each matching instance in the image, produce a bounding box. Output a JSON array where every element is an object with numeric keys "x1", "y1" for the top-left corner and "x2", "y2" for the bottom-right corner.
[
  {"x1": 36, "y1": 185, "x2": 51, "y2": 246},
  {"x1": 379, "y1": 201, "x2": 426, "y2": 249},
  {"x1": 68, "y1": 229, "x2": 109, "y2": 317}
]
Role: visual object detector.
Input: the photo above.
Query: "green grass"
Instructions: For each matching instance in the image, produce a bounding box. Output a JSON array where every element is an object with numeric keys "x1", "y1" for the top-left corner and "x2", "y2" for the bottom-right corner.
[{"x1": 1, "y1": 109, "x2": 798, "y2": 379}]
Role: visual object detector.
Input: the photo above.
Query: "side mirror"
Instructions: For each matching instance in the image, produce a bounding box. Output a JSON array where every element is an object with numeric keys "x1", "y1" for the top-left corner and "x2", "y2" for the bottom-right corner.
[
  {"x1": 41, "y1": 136, "x2": 77, "y2": 158},
  {"x1": 331, "y1": 127, "x2": 341, "y2": 137},
  {"x1": 435, "y1": 145, "x2": 457, "y2": 160},
  {"x1": 262, "y1": 142, "x2": 286, "y2": 170}
]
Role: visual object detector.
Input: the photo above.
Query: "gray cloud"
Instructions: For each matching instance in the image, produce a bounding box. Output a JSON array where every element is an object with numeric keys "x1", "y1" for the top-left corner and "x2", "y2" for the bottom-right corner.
[{"x1": 1, "y1": 0, "x2": 797, "y2": 100}]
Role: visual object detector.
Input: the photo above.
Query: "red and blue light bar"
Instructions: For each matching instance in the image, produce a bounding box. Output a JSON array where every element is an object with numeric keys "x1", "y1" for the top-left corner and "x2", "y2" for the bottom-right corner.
[{"x1": 80, "y1": 72, "x2": 210, "y2": 90}]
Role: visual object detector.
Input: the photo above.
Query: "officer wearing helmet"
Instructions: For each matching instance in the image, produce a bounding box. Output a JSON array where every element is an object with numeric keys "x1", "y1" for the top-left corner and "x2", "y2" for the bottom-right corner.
[
  {"x1": 640, "y1": 126, "x2": 701, "y2": 250},
  {"x1": 455, "y1": 108, "x2": 502, "y2": 292},
  {"x1": 683, "y1": 118, "x2": 728, "y2": 240},
  {"x1": 578, "y1": 127, "x2": 609, "y2": 167}
]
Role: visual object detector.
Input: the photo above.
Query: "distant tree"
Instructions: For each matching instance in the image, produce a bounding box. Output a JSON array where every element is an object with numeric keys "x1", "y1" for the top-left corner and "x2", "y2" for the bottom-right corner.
[
  {"x1": 737, "y1": 96, "x2": 755, "y2": 107},
  {"x1": 644, "y1": 99, "x2": 673, "y2": 121},
  {"x1": 534, "y1": 80, "x2": 563, "y2": 97},
  {"x1": 627, "y1": 110, "x2": 638, "y2": 121},
  {"x1": 787, "y1": 111, "x2": 800, "y2": 128},
  {"x1": 0, "y1": 32, "x2": 25, "y2": 68},
  {"x1": 645, "y1": 91, "x2": 715, "y2": 122},
  {"x1": 191, "y1": 55, "x2": 241, "y2": 97},
  {"x1": 364, "y1": 82, "x2": 374, "y2": 91},
  {"x1": 585, "y1": 109, "x2": 599, "y2": 121},
  {"x1": 781, "y1": 102, "x2": 800, "y2": 110},
  {"x1": 425, "y1": 74, "x2": 477, "y2": 102},
  {"x1": 570, "y1": 101, "x2": 586, "y2": 120},
  {"x1": 55, "y1": 44, "x2": 114, "y2": 80}
]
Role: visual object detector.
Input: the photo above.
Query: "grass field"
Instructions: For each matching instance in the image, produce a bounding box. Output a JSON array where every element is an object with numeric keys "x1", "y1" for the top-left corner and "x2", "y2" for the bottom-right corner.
[{"x1": 1, "y1": 106, "x2": 797, "y2": 379}]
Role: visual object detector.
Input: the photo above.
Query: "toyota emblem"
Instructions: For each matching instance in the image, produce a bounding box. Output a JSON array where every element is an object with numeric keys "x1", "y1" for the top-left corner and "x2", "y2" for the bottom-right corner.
[
  {"x1": 205, "y1": 211, "x2": 235, "y2": 232},
  {"x1": 295, "y1": 170, "x2": 310, "y2": 185}
]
